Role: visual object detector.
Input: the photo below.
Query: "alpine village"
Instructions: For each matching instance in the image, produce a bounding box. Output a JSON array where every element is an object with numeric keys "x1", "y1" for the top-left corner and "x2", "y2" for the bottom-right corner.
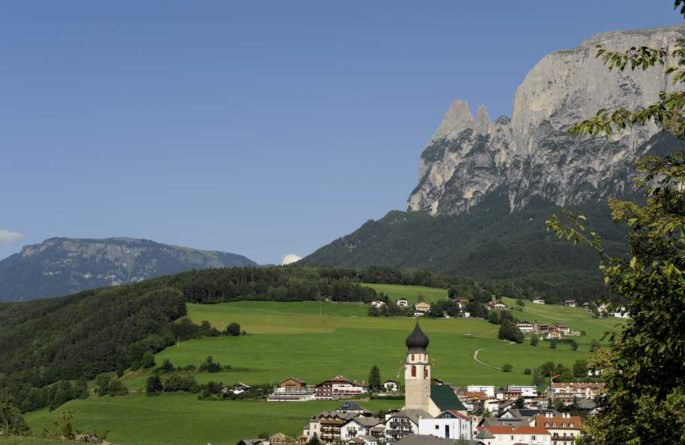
[{"x1": 1, "y1": 2, "x2": 684, "y2": 445}]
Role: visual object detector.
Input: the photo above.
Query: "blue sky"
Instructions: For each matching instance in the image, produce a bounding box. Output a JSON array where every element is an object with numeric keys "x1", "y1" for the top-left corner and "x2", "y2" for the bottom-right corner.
[{"x1": 0, "y1": 1, "x2": 681, "y2": 264}]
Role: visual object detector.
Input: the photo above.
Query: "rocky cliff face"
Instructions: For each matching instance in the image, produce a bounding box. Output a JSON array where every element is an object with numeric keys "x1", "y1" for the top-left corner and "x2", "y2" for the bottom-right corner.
[
  {"x1": 0, "y1": 237, "x2": 256, "y2": 300},
  {"x1": 408, "y1": 26, "x2": 685, "y2": 215}
]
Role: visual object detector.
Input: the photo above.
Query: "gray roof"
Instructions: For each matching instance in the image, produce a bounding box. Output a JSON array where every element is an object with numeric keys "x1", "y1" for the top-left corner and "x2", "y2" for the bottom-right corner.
[
  {"x1": 352, "y1": 416, "x2": 382, "y2": 428},
  {"x1": 338, "y1": 401, "x2": 369, "y2": 412},
  {"x1": 390, "y1": 409, "x2": 432, "y2": 424},
  {"x1": 480, "y1": 417, "x2": 527, "y2": 427}
]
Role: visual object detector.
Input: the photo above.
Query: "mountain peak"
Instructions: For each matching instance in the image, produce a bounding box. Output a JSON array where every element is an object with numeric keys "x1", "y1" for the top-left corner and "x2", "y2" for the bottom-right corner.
[{"x1": 409, "y1": 25, "x2": 685, "y2": 216}]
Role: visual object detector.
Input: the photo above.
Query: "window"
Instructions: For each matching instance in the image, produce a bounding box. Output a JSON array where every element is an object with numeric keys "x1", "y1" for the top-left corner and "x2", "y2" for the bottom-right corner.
[
  {"x1": 411, "y1": 354, "x2": 414, "y2": 361},
  {"x1": 424, "y1": 367, "x2": 428, "y2": 378},
  {"x1": 411, "y1": 365, "x2": 416, "y2": 377}
]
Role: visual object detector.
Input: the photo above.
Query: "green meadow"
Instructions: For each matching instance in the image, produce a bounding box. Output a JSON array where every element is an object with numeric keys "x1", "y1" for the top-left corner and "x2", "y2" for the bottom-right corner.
[
  {"x1": 362, "y1": 283, "x2": 448, "y2": 303},
  {"x1": 23, "y1": 285, "x2": 622, "y2": 445}
]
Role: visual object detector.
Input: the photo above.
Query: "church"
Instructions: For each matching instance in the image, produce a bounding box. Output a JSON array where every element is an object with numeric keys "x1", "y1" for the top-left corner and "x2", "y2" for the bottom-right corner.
[{"x1": 403, "y1": 322, "x2": 467, "y2": 416}]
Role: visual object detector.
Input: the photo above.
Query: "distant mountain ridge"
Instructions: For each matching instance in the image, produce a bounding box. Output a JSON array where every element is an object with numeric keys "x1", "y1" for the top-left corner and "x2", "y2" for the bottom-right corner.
[{"x1": 0, "y1": 237, "x2": 256, "y2": 301}]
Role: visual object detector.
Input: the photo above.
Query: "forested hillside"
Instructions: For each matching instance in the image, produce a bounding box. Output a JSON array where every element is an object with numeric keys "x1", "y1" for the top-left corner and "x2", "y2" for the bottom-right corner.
[{"x1": 303, "y1": 193, "x2": 629, "y2": 301}]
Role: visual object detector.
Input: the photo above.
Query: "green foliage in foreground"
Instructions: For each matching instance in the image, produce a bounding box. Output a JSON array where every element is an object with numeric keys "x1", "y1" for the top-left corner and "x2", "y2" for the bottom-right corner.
[{"x1": 551, "y1": 4, "x2": 685, "y2": 440}]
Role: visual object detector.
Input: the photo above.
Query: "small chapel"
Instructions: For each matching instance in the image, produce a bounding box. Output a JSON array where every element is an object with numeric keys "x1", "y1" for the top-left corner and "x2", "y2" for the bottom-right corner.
[{"x1": 403, "y1": 321, "x2": 467, "y2": 416}]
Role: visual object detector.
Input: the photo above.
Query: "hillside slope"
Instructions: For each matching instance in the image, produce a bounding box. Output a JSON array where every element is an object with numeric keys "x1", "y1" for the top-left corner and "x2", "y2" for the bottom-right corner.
[{"x1": 0, "y1": 237, "x2": 256, "y2": 301}]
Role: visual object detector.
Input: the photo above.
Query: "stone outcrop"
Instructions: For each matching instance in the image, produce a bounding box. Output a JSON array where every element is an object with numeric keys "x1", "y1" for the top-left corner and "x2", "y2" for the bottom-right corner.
[{"x1": 408, "y1": 26, "x2": 685, "y2": 215}]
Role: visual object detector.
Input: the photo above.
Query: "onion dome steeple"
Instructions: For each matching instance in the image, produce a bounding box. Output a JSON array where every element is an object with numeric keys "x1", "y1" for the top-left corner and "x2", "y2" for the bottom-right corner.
[{"x1": 405, "y1": 321, "x2": 429, "y2": 352}]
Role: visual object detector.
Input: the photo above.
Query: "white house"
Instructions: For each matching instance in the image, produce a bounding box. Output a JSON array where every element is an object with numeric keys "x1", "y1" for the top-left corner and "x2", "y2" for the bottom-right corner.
[
  {"x1": 515, "y1": 322, "x2": 536, "y2": 334},
  {"x1": 370, "y1": 300, "x2": 387, "y2": 308},
  {"x1": 532, "y1": 298, "x2": 546, "y2": 304},
  {"x1": 396, "y1": 298, "x2": 409, "y2": 307},
  {"x1": 385, "y1": 409, "x2": 429, "y2": 442},
  {"x1": 476, "y1": 425, "x2": 551, "y2": 445},
  {"x1": 507, "y1": 385, "x2": 538, "y2": 398},
  {"x1": 417, "y1": 410, "x2": 473, "y2": 441},
  {"x1": 466, "y1": 385, "x2": 495, "y2": 398},
  {"x1": 340, "y1": 416, "x2": 382, "y2": 441}
]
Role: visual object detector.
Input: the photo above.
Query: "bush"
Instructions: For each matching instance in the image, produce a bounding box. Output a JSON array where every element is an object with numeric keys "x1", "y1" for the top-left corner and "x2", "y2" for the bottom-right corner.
[
  {"x1": 530, "y1": 334, "x2": 539, "y2": 346},
  {"x1": 226, "y1": 323, "x2": 241, "y2": 336},
  {"x1": 550, "y1": 339, "x2": 558, "y2": 349},
  {"x1": 523, "y1": 368, "x2": 532, "y2": 375},
  {"x1": 502, "y1": 364, "x2": 513, "y2": 372},
  {"x1": 145, "y1": 375, "x2": 163, "y2": 395}
]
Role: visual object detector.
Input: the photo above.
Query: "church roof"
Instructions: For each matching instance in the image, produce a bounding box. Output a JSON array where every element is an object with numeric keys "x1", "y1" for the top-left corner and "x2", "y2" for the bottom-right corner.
[
  {"x1": 406, "y1": 321, "x2": 429, "y2": 352},
  {"x1": 430, "y1": 384, "x2": 467, "y2": 412}
]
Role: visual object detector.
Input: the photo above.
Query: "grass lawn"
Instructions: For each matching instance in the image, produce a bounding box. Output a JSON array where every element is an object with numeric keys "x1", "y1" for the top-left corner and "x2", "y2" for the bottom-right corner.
[
  {"x1": 24, "y1": 285, "x2": 622, "y2": 445},
  {"x1": 25, "y1": 394, "x2": 399, "y2": 445},
  {"x1": 362, "y1": 283, "x2": 448, "y2": 303}
]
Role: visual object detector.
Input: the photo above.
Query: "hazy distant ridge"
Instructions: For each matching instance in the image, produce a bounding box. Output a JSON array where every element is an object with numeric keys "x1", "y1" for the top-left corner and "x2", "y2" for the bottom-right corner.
[{"x1": 0, "y1": 237, "x2": 256, "y2": 301}]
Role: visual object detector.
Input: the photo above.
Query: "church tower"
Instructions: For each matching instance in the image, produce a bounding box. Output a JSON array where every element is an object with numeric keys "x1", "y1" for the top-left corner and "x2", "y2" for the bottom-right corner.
[{"x1": 404, "y1": 321, "x2": 432, "y2": 412}]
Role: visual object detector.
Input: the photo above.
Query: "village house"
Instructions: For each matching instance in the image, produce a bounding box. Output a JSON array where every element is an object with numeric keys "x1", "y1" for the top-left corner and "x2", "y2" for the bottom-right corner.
[
  {"x1": 370, "y1": 300, "x2": 387, "y2": 308},
  {"x1": 533, "y1": 414, "x2": 582, "y2": 445},
  {"x1": 229, "y1": 382, "x2": 252, "y2": 395},
  {"x1": 268, "y1": 377, "x2": 315, "y2": 401},
  {"x1": 414, "y1": 301, "x2": 431, "y2": 313},
  {"x1": 476, "y1": 425, "x2": 551, "y2": 445},
  {"x1": 532, "y1": 298, "x2": 546, "y2": 304},
  {"x1": 385, "y1": 409, "x2": 428, "y2": 442},
  {"x1": 466, "y1": 385, "x2": 496, "y2": 398},
  {"x1": 396, "y1": 298, "x2": 409, "y2": 307},
  {"x1": 417, "y1": 409, "x2": 474, "y2": 441},
  {"x1": 486, "y1": 301, "x2": 507, "y2": 311},
  {"x1": 551, "y1": 382, "x2": 605, "y2": 405},
  {"x1": 340, "y1": 416, "x2": 382, "y2": 441},
  {"x1": 563, "y1": 300, "x2": 577, "y2": 307},
  {"x1": 315, "y1": 376, "x2": 367, "y2": 399},
  {"x1": 515, "y1": 322, "x2": 536, "y2": 334}
]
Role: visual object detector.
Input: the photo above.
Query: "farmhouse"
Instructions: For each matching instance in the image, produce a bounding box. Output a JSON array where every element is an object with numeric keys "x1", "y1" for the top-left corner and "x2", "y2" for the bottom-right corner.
[
  {"x1": 414, "y1": 301, "x2": 431, "y2": 313},
  {"x1": 396, "y1": 298, "x2": 409, "y2": 307},
  {"x1": 532, "y1": 298, "x2": 546, "y2": 304},
  {"x1": 370, "y1": 300, "x2": 386, "y2": 308}
]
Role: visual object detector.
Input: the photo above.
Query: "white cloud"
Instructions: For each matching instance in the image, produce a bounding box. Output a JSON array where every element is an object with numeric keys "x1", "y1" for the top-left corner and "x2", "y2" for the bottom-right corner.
[
  {"x1": 281, "y1": 253, "x2": 302, "y2": 265},
  {"x1": 0, "y1": 230, "x2": 24, "y2": 244}
]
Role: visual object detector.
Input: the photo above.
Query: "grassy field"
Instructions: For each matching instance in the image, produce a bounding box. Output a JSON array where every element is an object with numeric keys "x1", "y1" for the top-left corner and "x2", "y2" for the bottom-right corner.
[
  {"x1": 363, "y1": 283, "x2": 447, "y2": 303},
  {"x1": 25, "y1": 395, "x2": 398, "y2": 445},
  {"x1": 24, "y1": 285, "x2": 622, "y2": 445}
]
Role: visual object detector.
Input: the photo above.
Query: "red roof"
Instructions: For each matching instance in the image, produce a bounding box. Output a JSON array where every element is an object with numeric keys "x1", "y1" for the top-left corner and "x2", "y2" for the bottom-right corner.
[{"x1": 483, "y1": 426, "x2": 550, "y2": 435}]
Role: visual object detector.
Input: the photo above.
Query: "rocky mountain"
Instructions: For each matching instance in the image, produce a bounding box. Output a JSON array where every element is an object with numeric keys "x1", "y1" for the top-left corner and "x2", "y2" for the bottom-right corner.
[
  {"x1": 409, "y1": 26, "x2": 684, "y2": 216},
  {"x1": 303, "y1": 26, "x2": 685, "y2": 301},
  {"x1": 0, "y1": 237, "x2": 256, "y2": 301}
]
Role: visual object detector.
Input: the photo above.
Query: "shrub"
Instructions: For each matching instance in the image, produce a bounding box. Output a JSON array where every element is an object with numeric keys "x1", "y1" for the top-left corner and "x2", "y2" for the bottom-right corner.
[{"x1": 502, "y1": 364, "x2": 513, "y2": 372}]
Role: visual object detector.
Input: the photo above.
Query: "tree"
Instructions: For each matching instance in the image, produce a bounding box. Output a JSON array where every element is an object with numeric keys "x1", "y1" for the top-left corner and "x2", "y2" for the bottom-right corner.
[
  {"x1": 498, "y1": 320, "x2": 524, "y2": 343},
  {"x1": 226, "y1": 322, "x2": 241, "y2": 336},
  {"x1": 573, "y1": 360, "x2": 589, "y2": 379},
  {"x1": 368, "y1": 365, "x2": 381, "y2": 391},
  {"x1": 141, "y1": 351, "x2": 156, "y2": 369},
  {"x1": 308, "y1": 433, "x2": 321, "y2": 445},
  {"x1": 570, "y1": 339, "x2": 578, "y2": 351},
  {"x1": 516, "y1": 299, "x2": 525, "y2": 310},
  {"x1": 547, "y1": 4, "x2": 685, "y2": 442},
  {"x1": 530, "y1": 334, "x2": 539, "y2": 346},
  {"x1": 550, "y1": 339, "x2": 557, "y2": 349},
  {"x1": 0, "y1": 400, "x2": 30, "y2": 436},
  {"x1": 146, "y1": 375, "x2": 163, "y2": 395},
  {"x1": 502, "y1": 363, "x2": 513, "y2": 372}
]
